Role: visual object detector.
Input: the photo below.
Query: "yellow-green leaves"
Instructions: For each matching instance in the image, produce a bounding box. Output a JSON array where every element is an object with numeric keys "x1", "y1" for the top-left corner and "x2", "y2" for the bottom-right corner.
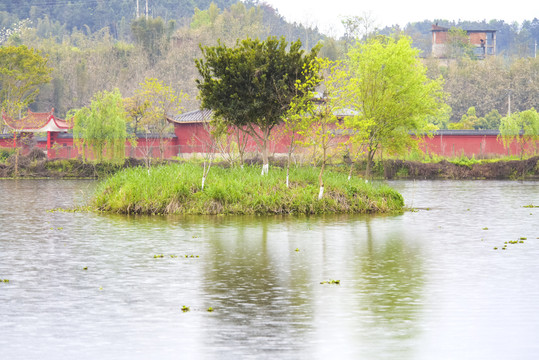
[
  {"x1": 346, "y1": 36, "x2": 446, "y2": 176},
  {"x1": 499, "y1": 108, "x2": 539, "y2": 158},
  {"x1": 71, "y1": 89, "x2": 127, "y2": 163},
  {"x1": 0, "y1": 45, "x2": 52, "y2": 118}
]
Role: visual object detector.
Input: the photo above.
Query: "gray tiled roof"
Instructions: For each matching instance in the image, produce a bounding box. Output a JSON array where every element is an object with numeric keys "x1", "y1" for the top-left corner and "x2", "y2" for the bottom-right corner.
[
  {"x1": 168, "y1": 109, "x2": 213, "y2": 123},
  {"x1": 168, "y1": 107, "x2": 357, "y2": 123}
]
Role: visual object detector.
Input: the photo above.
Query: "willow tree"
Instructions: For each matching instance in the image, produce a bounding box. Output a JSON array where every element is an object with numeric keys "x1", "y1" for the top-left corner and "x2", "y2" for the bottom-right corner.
[
  {"x1": 71, "y1": 89, "x2": 127, "y2": 163},
  {"x1": 499, "y1": 108, "x2": 539, "y2": 158},
  {"x1": 196, "y1": 36, "x2": 320, "y2": 175},
  {"x1": 346, "y1": 36, "x2": 446, "y2": 177}
]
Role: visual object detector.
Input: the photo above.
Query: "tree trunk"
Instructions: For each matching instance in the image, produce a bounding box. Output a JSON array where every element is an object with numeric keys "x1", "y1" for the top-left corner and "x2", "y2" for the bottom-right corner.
[
  {"x1": 318, "y1": 160, "x2": 325, "y2": 200},
  {"x1": 261, "y1": 135, "x2": 269, "y2": 175},
  {"x1": 14, "y1": 147, "x2": 19, "y2": 177},
  {"x1": 286, "y1": 143, "x2": 294, "y2": 188},
  {"x1": 365, "y1": 151, "x2": 372, "y2": 179},
  {"x1": 286, "y1": 158, "x2": 290, "y2": 188}
]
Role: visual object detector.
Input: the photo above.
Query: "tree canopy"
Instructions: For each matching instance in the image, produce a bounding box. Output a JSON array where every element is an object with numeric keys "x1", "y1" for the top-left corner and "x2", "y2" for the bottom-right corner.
[
  {"x1": 71, "y1": 89, "x2": 127, "y2": 163},
  {"x1": 0, "y1": 45, "x2": 52, "y2": 119},
  {"x1": 346, "y1": 36, "x2": 446, "y2": 176},
  {"x1": 499, "y1": 108, "x2": 539, "y2": 158},
  {"x1": 131, "y1": 77, "x2": 186, "y2": 158},
  {"x1": 195, "y1": 36, "x2": 320, "y2": 173}
]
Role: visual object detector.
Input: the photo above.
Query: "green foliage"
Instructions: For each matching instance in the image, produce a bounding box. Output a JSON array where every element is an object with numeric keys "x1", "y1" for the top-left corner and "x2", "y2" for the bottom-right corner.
[
  {"x1": 426, "y1": 102, "x2": 452, "y2": 130},
  {"x1": 280, "y1": 59, "x2": 321, "y2": 185},
  {"x1": 0, "y1": 148, "x2": 15, "y2": 163},
  {"x1": 71, "y1": 89, "x2": 127, "y2": 163},
  {"x1": 190, "y1": 4, "x2": 220, "y2": 30},
  {"x1": 499, "y1": 108, "x2": 539, "y2": 158},
  {"x1": 91, "y1": 163, "x2": 404, "y2": 215},
  {"x1": 131, "y1": 17, "x2": 174, "y2": 64},
  {"x1": 134, "y1": 78, "x2": 185, "y2": 134},
  {"x1": 441, "y1": 56, "x2": 538, "y2": 123},
  {"x1": 0, "y1": 0, "x2": 238, "y2": 35},
  {"x1": 132, "y1": 77, "x2": 186, "y2": 158},
  {"x1": 196, "y1": 36, "x2": 321, "y2": 172},
  {"x1": 0, "y1": 45, "x2": 52, "y2": 118},
  {"x1": 346, "y1": 36, "x2": 446, "y2": 176},
  {"x1": 477, "y1": 109, "x2": 502, "y2": 130},
  {"x1": 446, "y1": 27, "x2": 475, "y2": 59},
  {"x1": 448, "y1": 106, "x2": 479, "y2": 129},
  {"x1": 449, "y1": 154, "x2": 480, "y2": 168},
  {"x1": 448, "y1": 107, "x2": 503, "y2": 130},
  {"x1": 297, "y1": 58, "x2": 349, "y2": 192}
]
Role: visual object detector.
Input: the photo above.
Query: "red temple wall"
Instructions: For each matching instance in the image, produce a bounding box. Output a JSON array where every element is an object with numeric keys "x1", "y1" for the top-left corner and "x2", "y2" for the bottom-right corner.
[{"x1": 1, "y1": 128, "x2": 537, "y2": 159}]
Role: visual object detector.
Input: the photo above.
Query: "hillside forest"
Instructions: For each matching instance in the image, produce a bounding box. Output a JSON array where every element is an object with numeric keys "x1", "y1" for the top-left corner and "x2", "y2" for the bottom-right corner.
[{"x1": 1, "y1": 0, "x2": 538, "y2": 129}]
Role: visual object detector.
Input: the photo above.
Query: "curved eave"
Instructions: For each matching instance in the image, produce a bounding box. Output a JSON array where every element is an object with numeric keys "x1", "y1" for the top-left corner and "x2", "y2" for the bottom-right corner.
[{"x1": 2, "y1": 109, "x2": 72, "y2": 132}]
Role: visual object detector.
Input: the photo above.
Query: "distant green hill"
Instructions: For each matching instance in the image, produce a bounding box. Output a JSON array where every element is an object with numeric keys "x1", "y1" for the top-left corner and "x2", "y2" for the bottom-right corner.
[{"x1": 0, "y1": 0, "x2": 237, "y2": 34}]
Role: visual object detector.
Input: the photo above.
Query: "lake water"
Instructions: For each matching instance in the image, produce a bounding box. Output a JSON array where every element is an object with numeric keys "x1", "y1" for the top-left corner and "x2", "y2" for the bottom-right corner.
[{"x1": 0, "y1": 179, "x2": 538, "y2": 360}]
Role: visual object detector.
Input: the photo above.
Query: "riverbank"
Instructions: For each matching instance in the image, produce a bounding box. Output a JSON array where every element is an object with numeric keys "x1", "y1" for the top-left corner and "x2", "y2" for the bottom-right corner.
[
  {"x1": 1, "y1": 149, "x2": 538, "y2": 180},
  {"x1": 382, "y1": 156, "x2": 539, "y2": 180},
  {"x1": 0, "y1": 148, "x2": 147, "y2": 178},
  {"x1": 91, "y1": 163, "x2": 404, "y2": 215}
]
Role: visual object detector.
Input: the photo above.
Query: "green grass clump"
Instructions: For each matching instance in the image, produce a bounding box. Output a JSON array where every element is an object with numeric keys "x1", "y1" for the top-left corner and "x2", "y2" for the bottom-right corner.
[{"x1": 91, "y1": 163, "x2": 404, "y2": 215}]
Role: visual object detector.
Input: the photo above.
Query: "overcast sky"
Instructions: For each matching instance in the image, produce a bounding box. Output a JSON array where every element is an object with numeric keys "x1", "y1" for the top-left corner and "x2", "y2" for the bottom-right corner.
[{"x1": 261, "y1": 0, "x2": 539, "y2": 36}]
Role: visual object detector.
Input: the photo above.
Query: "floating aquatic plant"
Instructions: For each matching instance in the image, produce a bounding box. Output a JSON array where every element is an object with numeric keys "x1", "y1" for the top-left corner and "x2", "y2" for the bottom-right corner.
[
  {"x1": 154, "y1": 254, "x2": 199, "y2": 259},
  {"x1": 207, "y1": 307, "x2": 214, "y2": 312},
  {"x1": 181, "y1": 305, "x2": 190, "y2": 312},
  {"x1": 46, "y1": 207, "x2": 90, "y2": 213},
  {"x1": 320, "y1": 279, "x2": 340, "y2": 285},
  {"x1": 83, "y1": 266, "x2": 88, "y2": 270},
  {"x1": 482, "y1": 227, "x2": 489, "y2": 230}
]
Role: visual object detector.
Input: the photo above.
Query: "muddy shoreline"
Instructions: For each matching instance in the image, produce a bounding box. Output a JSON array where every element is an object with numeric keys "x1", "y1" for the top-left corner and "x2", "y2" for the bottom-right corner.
[
  {"x1": 1, "y1": 149, "x2": 538, "y2": 180},
  {"x1": 382, "y1": 156, "x2": 539, "y2": 180}
]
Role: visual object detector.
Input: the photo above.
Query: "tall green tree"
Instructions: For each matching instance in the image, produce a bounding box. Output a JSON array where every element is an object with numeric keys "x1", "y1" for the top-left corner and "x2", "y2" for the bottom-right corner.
[
  {"x1": 0, "y1": 45, "x2": 52, "y2": 119},
  {"x1": 346, "y1": 36, "x2": 446, "y2": 177},
  {"x1": 195, "y1": 36, "x2": 320, "y2": 174},
  {"x1": 71, "y1": 89, "x2": 127, "y2": 163}
]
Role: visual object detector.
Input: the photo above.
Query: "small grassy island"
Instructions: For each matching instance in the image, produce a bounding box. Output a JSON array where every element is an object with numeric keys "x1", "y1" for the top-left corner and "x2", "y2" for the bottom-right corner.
[{"x1": 91, "y1": 163, "x2": 404, "y2": 215}]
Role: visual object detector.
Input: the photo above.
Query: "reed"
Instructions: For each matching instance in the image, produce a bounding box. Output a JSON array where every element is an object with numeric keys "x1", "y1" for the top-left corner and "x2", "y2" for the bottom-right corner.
[{"x1": 91, "y1": 163, "x2": 404, "y2": 215}]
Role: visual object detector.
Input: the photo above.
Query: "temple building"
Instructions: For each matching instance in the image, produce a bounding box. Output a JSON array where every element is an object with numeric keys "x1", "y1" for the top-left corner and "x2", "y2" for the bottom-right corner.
[{"x1": 2, "y1": 109, "x2": 72, "y2": 157}]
